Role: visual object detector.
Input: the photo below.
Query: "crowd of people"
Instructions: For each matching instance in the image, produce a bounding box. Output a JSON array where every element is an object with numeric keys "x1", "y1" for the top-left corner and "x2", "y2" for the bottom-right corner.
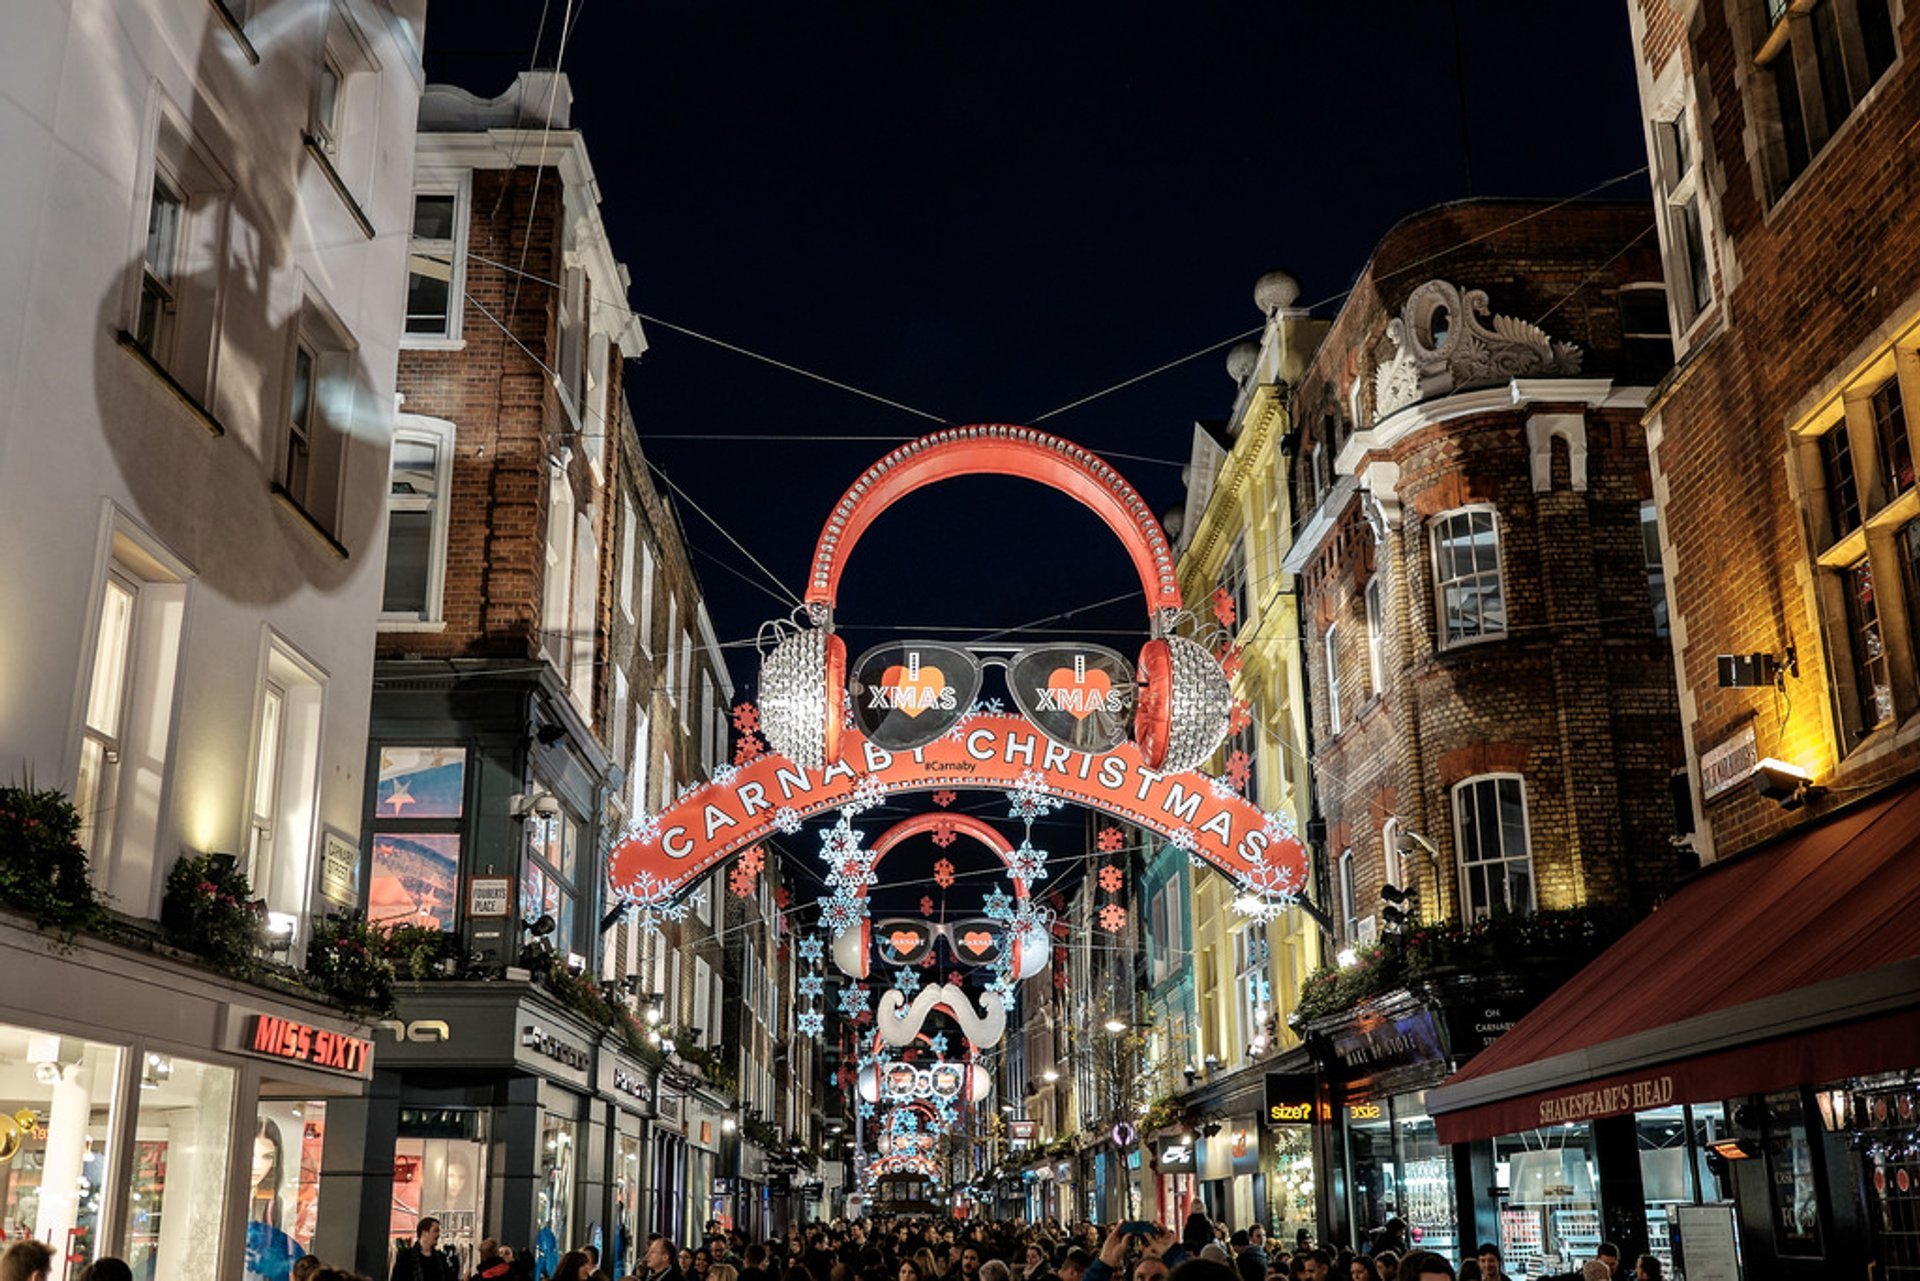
[{"x1": 0, "y1": 1212, "x2": 1664, "y2": 1281}]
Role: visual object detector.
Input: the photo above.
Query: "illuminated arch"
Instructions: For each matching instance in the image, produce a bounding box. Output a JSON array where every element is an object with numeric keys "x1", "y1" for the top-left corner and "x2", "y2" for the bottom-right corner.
[
  {"x1": 868, "y1": 811, "x2": 1030, "y2": 897},
  {"x1": 805, "y1": 425, "x2": 1182, "y2": 615}
]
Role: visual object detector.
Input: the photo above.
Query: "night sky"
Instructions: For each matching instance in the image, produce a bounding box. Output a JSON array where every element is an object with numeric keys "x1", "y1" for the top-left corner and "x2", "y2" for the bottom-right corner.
[{"x1": 422, "y1": 2, "x2": 1651, "y2": 698}]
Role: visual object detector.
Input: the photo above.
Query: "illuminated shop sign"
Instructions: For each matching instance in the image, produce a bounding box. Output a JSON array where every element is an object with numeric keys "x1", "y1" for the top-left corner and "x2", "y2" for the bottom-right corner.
[
  {"x1": 245, "y1": 1014, "x2": 373, "y2": 1077},
  {"x1": 521, "y1": 1024, "x2": 591, "y2": 1071}
]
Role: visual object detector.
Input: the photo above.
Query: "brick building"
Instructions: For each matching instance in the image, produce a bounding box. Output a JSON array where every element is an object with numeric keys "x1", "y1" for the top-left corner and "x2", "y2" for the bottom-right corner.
[
  {"x1": 358, "y1": 73, "x2": 744, "y2": 1274},
  {"x1": 1428, "y1": 9, "x2": 1920, "y2": 1281},
  {"x1": 1283, "y1": 199, "x2": 1686, "y2": 1260}
]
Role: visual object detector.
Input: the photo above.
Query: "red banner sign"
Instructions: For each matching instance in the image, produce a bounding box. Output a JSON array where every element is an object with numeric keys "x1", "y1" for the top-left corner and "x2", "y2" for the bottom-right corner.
[
  {"x1": 246, "y1": 1014, "x2": 373, "y2": 1077},
  {"x1": 607, "y1": 713, "x2": 1303, "y2": 905}
]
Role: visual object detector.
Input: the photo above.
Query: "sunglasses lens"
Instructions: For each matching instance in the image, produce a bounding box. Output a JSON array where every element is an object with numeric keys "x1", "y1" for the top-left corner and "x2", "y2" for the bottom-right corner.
[
  {"x1": 1008, "y1": 645, "x2": 1134, "y2": 753},
  {"x1": 849, "y1": 643, "x2": 983, "y2": 750},
  {"x1": 946, "y1": 919, "x2": 1006, "y2": 966},
  {"x1": 874, "y1": 920, "x2": 934, "y2": 965}
]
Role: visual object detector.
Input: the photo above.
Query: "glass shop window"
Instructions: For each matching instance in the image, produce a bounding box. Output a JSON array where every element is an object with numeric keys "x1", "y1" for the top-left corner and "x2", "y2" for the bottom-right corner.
[
  {"x1": 537, "y1": 1114, "x2": 576, "y2": 1275},
  {"x1": 247, "y1": 1100, "x2": 327, "y2": 1281},
  {"x1": 390, "y1": 1108, "x2": 488, "y2": 1279},
  {"x1": 0, "y1": 1027, "x2": 122, "y2": 1274},
  {"x1": 1494, "y1": 1124, "x2": 1601, "y2": 1278},
  {"x1": 129, "y1": 1054, "x2": 235, "y2": 1281}
]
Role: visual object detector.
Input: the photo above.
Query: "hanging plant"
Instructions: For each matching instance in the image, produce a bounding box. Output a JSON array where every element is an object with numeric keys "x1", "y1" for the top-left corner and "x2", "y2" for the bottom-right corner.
[
  {"x1": 161, "y1": 851, "x2": 264, "y2": 972},
  {"x1": 306, "y1": 912, "x2": 398, "y2": 1016},
  {"x1": 0, "y1": 781, "x2": 103, "y2": 933}
]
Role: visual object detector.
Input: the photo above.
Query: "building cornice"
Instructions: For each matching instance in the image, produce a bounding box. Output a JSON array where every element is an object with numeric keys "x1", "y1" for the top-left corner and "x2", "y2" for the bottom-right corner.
[
  {"x1": 1335, "y1": 377, "x2": 1645, "y2": 475},
  {"x1": 1181, "y1": 383, "x2": 1289, "y2": 577}
]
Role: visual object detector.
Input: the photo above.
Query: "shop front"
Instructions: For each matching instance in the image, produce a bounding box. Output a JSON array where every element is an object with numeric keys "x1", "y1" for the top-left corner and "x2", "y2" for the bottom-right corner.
[
  {"x1": 1261, "y1": 1074, "x2": 1322, "y2": 1246},
  {"x1": 651, "y1": 1081, "x2": 690, "y2": 1245},
  {"x1": 0, "y1": 918, "x2": 374, "y2": 1281},
  {"x1": 1428, "y1": 779, "x2": 1920, "y2": 1281},
  {"x1": 598, "y1": 1050, "x2": 655, "y2": 1277},
  {"x1": 1155, "y1": 1133, "x2": 1197, "y2": 1226},
  {"x1": 369, "y1": 982, "x2": 605, "y2": 1279}
]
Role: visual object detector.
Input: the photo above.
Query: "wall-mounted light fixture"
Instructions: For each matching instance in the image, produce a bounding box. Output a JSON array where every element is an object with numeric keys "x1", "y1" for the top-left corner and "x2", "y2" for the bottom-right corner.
[
  {"x1": 1751, "y1": 758, "x2": 1822, "y2": 809},
  {"x1": 1814, "y1": 1084, "x2": 1853, "y2": 1132}
]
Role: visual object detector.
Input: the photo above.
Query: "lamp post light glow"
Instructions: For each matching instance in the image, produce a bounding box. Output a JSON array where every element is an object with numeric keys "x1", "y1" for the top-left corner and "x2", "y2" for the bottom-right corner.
[{"x1": 1103, "y1": 1018, "x2": 1126, "y2": 1034}]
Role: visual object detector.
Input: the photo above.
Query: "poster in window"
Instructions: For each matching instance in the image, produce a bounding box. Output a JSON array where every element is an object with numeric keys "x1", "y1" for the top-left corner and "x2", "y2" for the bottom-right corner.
[
  {"x1": 376, "y1": 746, "x2": 466, "y2": 819},
  {"x1": 370, "y1": 833, "x2": 460, "y2": 931},
  {"x1": 1764, "y1": 1093, "x2": 1824, "y2": 1257}
]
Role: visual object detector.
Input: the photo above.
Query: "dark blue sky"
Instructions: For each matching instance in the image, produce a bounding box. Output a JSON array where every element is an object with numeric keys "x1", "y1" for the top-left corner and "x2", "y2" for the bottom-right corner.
[{"x1": 424, "y1": 2, "x2": 1652, "y2": 696}]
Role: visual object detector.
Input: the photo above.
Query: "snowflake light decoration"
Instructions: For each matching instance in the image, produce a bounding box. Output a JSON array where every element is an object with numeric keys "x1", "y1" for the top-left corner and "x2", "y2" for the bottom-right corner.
[
  {"x1": 625, "y1": 812, "x2": 662, "y2": 847},
  {"x1": 1219, "y1": 643, "x2": 1245, "y2": 678},
  {"x1": 739, "y1": 845, "x2": 766, "y2": 874},
  {"x1": 1097, "y1": 826, "x2": 1124, "y2": 854},
  {"x1": 892, "y1": 967, "x2": 921, "y2": 997},
  {"x1": 985, "y1": 972, "x2": 1016, "y2": 1003},
  {"x1": 932, "y1": 790, "x2": 957, "y2": 808},
  {"x1": 1168, "y1": 826, "x2": 1198, "y2": 853},
  {"x1": 710, "y1": 762, "x2": 740, "y2": 787},
  {"x1": 775, "y1": 884, "x2": 792, "y2": 909},
  {"x1": 772, "y1": 807, "x2": 803, "y2": 835},
  {"x1": 1231, "y1": 854, "x2": 1303, "y2": 923},
  {"x1": 729, "y1": 863, "x2": 758, "y2": 898},
  {"x1": 1211, "y1": 585, "x2": 1237, "y2": 628},
  {"x1": 838, "y1": 985, "x2": 871, "y2": 1017},
  {"x1": 981, "y1": 888, "x2": 1014, "y2": 923},
  {"x1": 1053, "y1": 968, "x2": 1069, "y2": 991},
  {"x1": 1007, "y1": 770, "x2": 1064, "y2": 821},
  {"x1": 798, "y1": 973, "x2": 824, "y2": 998},
  {"x1": 1098, "y1": 903, "x2": 1128, "y2": 933},
  {"x1": 928, "y1": 1032, "x2": 949, "y2": 1055},
  {"x1": 919, "y1": 895, "x2": 935, "y2": 918},
  {"x1": 1007, "y1": 839, "x2": 1050, "y2": 885},
  {"x1": 734, "y1": 732, "x2": 766, "y2": 765},
  {"x1": 944, "y1": 697, "x2": 1003, "y2": 740},
  {"x1": 845, "y1": 773, "x2": 886, "y2": 814},
  {"x1": 819, "y1": 894, "x2": 867, "y2": 935},
  {"x1": 1225, "y1": 749, "x2": 1252, "y2": 793},
  {"x1": 1098, "y1": 864, "x2": 1124, "y2": 893},
  {"x1": 857, "y1": 1099, "x2": 875, "y2": 1119},
  {"x1": 732, "y1": 701, "x2": 761, "y2": 734},
  {"x1": 932, "y1": 858, "x2": 956, "y2": 889},
  {"x1": 1261, "y1": 808, "x2": 1299, "y2": 843},
  {"x1": 1211, "y1": 776, "x2": 1237, "y2": 799},
  {"x1": 929, "y1": 819, "x2": 958, "y2": 848},
  {"x1": 1229, "y1": 700, "x2": 1254, "y2": 734},
  {"x1": 796, "y1": 1009, "x2": 825, "y2": 1036}
]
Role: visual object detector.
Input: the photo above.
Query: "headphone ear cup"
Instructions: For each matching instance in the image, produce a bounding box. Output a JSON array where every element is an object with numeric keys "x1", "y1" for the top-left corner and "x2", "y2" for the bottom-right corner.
[
  {"x1": 1014, "y1": 927, "x2": 1049, "y2": 980},
  {"x1": 1134, "y1": 638, "x2": 1173, "y2": 770},
  {"x1": 823, "y1": 632, "x2": 847, "y2": 766},
  {"x1": 832, "y1": 916, "x2": 870, "y2": 979}
]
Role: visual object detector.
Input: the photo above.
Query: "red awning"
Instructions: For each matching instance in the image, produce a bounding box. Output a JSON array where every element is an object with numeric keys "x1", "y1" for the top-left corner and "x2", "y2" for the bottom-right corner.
[{"x1": 1428, "y1": 779, "x2": 1920, "y2": 1144}]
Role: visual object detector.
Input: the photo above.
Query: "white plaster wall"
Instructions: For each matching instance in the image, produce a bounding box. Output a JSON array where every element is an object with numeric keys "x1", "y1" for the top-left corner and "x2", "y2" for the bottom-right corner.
[{"x1": 0, "y1": 0, "x2": 425, "y2": 919}]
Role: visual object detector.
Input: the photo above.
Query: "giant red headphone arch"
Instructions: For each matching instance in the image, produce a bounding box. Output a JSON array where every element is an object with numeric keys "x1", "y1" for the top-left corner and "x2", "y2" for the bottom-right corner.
[
  {"x1": 831, "y1": 812, "x2": 1048, "y2": 983},
  {"x1": 757, "y1": 426, "x2": 1232, "y2": 773}
]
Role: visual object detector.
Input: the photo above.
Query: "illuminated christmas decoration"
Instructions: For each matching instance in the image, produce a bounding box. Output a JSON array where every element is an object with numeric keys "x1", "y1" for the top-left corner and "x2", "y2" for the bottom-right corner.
[
  {"x1": 1007, "y1": 839, "x2": 1049, "y2": 886},
  {"x1": 772, "y1": 806, "x2": 803, "y2": 834},
  {"x1": 729, "y1": 863, "x2": 758, "y2": 897},
  {"x1": 820, "y1": 894, "x2": 865, "y2": 935},
  {"x1": 732, "y1": 701, "x2": 761, "y2": 734},
  {"x1": 931, "y1": 790, "x2": 957, "y2": 807},
  {"x1": 892, "y1": 967, "x2": 921, "y2": 997},
  {"x1": 1211, "y1": 585, "x2": 1237, "y2": 628},
  {"x1": 919, "y1": 895, "x2": 935, "y2": 918},
  {"x1": 1007, "y1": 770, "x2": 1064, "y2": 821},
  {"x1": 929, "y1": 819, "x2": 958, "y2": 848},
  {"x1": 933, "y1": 858, "x2": 956, "y2": 889},
  {"x1": 1097, "y1": 826, "x2": 1124, "y2": 853},
  {"x1": 1218, "y1": 642, "x2": 1244, "y2": 678},
  {"x1": 839, "y1": 984, "x2": 870, "y2": 1017},
  {"x1": 1225, "y1": 749, "x2": 1252, "y2": 793},
  {"x1": 739, "y1": 845, "x2": 765, "y2": 874},
  {"x1": 797, "y1": 1009, "x2": 825, "y2": 1036},
  {"x1": 1099, "y1": 903, "x2": 1128, "y2": 933},
  {"x1": 1229, "y1": 700, "x2": 1253, "y2": 734},
  {"x1": 734, "y1": 732, "x2": 766, "y2": 765},
  {"x1": 1098, "y1": 864, "x2": 1124, "y2": 893}
]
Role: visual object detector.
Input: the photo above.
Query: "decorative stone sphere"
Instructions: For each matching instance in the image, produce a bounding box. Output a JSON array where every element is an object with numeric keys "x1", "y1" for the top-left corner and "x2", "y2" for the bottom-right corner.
[{"x1": 1254, "y1": 269, "x2": 1302, "y2": 314}]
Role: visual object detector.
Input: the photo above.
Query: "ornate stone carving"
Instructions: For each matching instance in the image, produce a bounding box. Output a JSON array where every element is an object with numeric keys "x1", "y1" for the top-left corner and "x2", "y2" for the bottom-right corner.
[{"x1": 1370, "y1": 280, "x2": 1583, "y2": 422}]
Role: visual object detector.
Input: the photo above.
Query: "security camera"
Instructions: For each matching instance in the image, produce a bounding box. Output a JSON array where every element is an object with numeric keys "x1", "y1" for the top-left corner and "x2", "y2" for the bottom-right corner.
[{"x1": 510, "y1": 791, "x2": 564, "y2": 820}]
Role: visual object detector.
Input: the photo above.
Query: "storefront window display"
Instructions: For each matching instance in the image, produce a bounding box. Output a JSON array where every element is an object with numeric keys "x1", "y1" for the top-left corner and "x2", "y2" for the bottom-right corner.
[
  {"x1": 389, "y1": 1110, "x2": 487, "y2": 1278},
  {"x1": 1494, "y1": 1124, "x2": 1600, "y2": 1278},
  {"x1": 1855, "y1": 1074, "x2": 1920, "y2": 1279},
  {"x1": 1341, "y1": 1097, "x2": 1456, "y2": 1258},
  {"x1": 0, "y1": 1027, "x2": 121, "y2": 1270},
  {"x1": 538, "y1": 1114, "x2": 576, "y2": 1277},
  {"x1": 1761, "y1": 1089, "x2": 1823, "y2": 1259},
  {"x1": 129, "y1": 1054, "x2": 234, "y2": 1281},
  {"x1": 1634, "y1": 1103, "x2": 1736, "y2": 1275},
  {"x1": 1267, "y1": 1128, "x2": 1317, "y2": 1248},
  {"x1": 247, "y1": 1101, "x2": 326, "y2": 1281},
  {"x1": 614, "y1": 1133, "x2": 642, "y2": 1276}
]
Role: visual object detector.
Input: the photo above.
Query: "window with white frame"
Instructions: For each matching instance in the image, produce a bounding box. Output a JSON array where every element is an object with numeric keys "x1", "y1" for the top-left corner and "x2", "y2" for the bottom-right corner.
[
  {"x1": 246, "y1": 637, "x2": 326, "y2": 940},
  {"x1": 627, "y1": 706, "x2": 651, "y2": 820},
  {"x1": 1338, "y1": 848, "x2": 1358, "y2": 941},
  {"x1": 1324, "y1": 624, "x2": 1343, "y2": 734},
  {"x1": 1381, "y1": 817, "x2": 1405, "y2": 891},
  {"x1": 1432, "y1": 507, "x2": 1505, "y2": 646},
  {"x1": 75, "y1": 518, "x2": 190, "y2": 911},
  {"x1": 620, "y1": 495, "x2": 638, "y2": 621},
  {"x1": 664, "y1": 594, "x2": 679, "y2": 711},
  {"x1": 129, "y1": 111, "x2": 233, "y2": 402},
  {"x1": 637, "y1": 540, "x2": 657, "y2": 657},
  {"x1": 1798, "y1": 348, "x2": 1920, "y2": 748},
  {"x1": 692, "y1": 956, "x2": 714, "y2": 1044},
  {"x1": 678, "y1": 632, "x2": 693, "y2": 731},
  {"x1": 521, "y1": 807, "x2": 579, "y2": 953},
  {"x1": 1641, "y1": 502, "x2": 1670, "y2": 639},
  {"x1": 1364, "y1": 573, "x2": 1386, "y2": 697},
  {"x1": 276, "y1": 293, "x2": 357, "y2": 537},
  {"x1": 1233, "y1": 922, "x2": 1270, "y2": 1060},
  {"x1": 1747, "y1": 0, "x2": 1897, "y2": 206},
  {"x1": 544, "y1": 473, "x2": 575, "y2": 672},
  {"x1": 1220, "y1": 538, "x2": 1250, "y2": 631},
  {"x1": 569, "y1": 513, "x2": 597, "y2": 710},
  {"x1": 1652, "y1": 104, "x2": 1713, "y2": 326},
  {"x1": 403, "y1": 184, "x2": 468, "y2": 341},
  {"x1": 1453, "y1": 775, "x2": 1534, "y2": 921},
  {"x1": 381, "y1": 417, "x2": 456, "y2": 623}
]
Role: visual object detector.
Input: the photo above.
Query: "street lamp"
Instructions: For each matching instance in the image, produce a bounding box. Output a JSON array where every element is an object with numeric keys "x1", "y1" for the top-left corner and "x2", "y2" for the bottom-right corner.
[
  {"x1": 1103, "y1": 1018, "x2": 1126, "y2": 1034},
  {"x1": 1042, "y1": 1069, "x2": 1060, "y2": 1083}
]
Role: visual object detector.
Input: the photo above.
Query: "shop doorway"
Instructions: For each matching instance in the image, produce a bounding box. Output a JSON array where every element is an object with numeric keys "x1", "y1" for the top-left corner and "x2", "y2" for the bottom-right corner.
[{"x1": 389, "y1": 1110, "x2": 488, "y2": 1278}]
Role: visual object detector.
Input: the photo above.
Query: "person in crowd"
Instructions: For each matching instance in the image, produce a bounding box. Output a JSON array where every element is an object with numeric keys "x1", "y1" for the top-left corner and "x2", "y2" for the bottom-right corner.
[
  {"x1": 76, "y1": 1262, "x2": 133, "y2": 1281},
  {"x1": 392, "y1": 1219, "x2": 455, "y2": 1281},
  {"x1": 978, "y1": 1261, "x2": 1012, "y2": 1281},
  {"x1": 1473, "y1": 1243, "x2": 1508, "y2": 1281},
  {"x1": 741, "y1": 1244, "x2": 775, "y2": 1281},
  {"x1": 1580, "y1": 1264, "x2": 1611, "y2": 1281},
  {"x1": 1457, "y1": 1260, "x2": 1481, "y2": 1281},
  {"x1": 1294, "y1": 1250, "x2": 1332, "y2": 1281},
  {"x1": 647, "y1": 1239, "x2": 686, "y2": 1281},
  {"x1": 1396, "y1": 1253, "x2": 1454, "y2": 1281},
  {"x1": 1367, "y1": 1255, "x2": 1395, "y2": 1281},
  {"x1": 551, "y1": 1251, "x2": 596, "y2": 1281},
  {"x1": 1230, "y1": 1229, "x2": 1268, "y2": 1281},
  {"x1": 1022, "y1": 1242, "x2": 1054, "y2": 1281},
  {"x1": 1630, "y1": 1257, "x2": 1661, "y2": 1281},
  {"x1": 470, "y1": 1240, "x2": 511, "y2": 1281},
  {"x1": 1056, "y1": 1247, "x2": 1090, "y2": 1281},
  {"x1": 0, "y1": 1244, "x2": 53, "y2": 1281},
  {"x1": 1345, "y1": 1259, "x2": 1380, "y2": 1281}
]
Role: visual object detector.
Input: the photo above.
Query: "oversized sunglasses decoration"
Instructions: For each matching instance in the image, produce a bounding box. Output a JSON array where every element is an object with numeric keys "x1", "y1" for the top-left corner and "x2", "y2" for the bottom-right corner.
[
  {"x1": 850, "y1": 642, "x2": 1136, "y2": 754},
  {"x1": 872, "y1": 917, "x2": 1008, "y2": 968}
]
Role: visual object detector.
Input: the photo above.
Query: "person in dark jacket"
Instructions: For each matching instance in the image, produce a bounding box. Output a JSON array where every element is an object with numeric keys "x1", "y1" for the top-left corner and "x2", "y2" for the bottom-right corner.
[{"x1": 391, "y1": 1220, "x2": 454, "y2": 1281}]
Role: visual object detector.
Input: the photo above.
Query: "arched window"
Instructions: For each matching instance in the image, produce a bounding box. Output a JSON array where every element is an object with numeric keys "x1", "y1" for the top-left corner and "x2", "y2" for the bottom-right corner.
[{"x1": 1452, "y1": 774, "x2": 1534, "y2": 921}]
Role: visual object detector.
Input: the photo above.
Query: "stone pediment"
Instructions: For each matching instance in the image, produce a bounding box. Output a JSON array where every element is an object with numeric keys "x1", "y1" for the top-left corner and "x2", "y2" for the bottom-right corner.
[{"x1": 1372, "y1": 280, "x2": 1582, "y2": 421}]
